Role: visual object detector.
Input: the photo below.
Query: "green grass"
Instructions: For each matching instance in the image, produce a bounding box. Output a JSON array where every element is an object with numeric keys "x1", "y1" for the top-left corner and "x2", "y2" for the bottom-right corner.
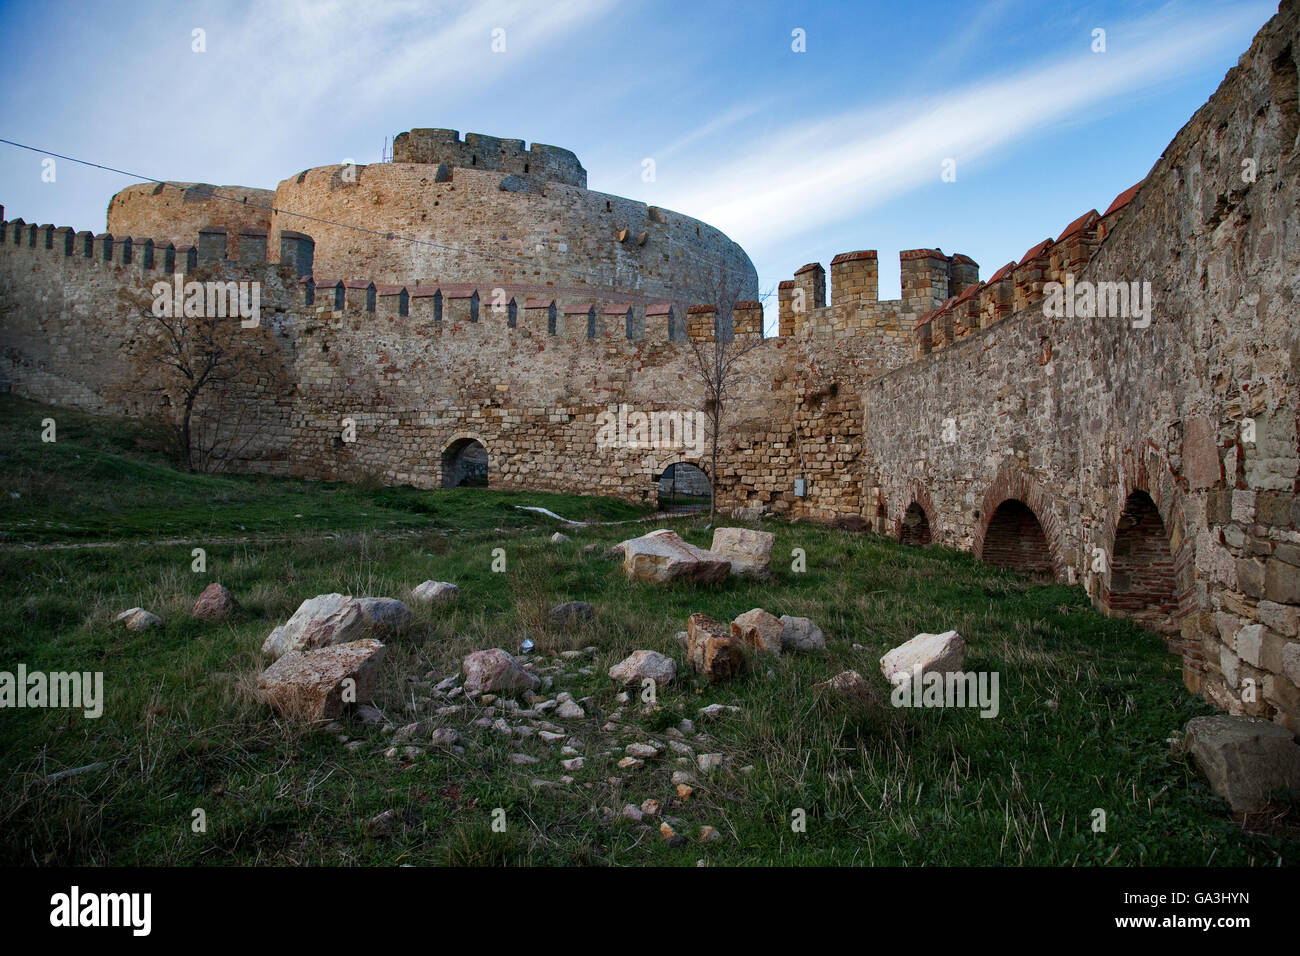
[
  {"x1": 0, "y1": 394, "x2": 1293, "y2": 866},
  {"x1": 0, "y1": 396, "x2": 647, "y2": 542}
]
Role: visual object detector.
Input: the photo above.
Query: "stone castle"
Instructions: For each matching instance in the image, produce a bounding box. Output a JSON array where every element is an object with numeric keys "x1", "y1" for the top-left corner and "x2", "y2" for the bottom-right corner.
[{"x1": 1, "y1": 2, "x2": 1297, "y2": 731}]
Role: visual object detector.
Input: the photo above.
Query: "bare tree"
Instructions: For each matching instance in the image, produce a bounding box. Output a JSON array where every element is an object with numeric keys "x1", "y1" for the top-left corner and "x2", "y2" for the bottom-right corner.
[
  {"x1": 682, "y1": 270, "x2": 770, "y2": 521},
  {"x1": 107, "y1": 283, "x2": 289, "y2": 472}
]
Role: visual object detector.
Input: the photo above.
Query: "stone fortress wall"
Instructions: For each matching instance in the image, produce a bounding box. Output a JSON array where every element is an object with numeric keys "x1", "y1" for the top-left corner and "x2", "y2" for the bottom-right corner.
[
  {"x1": 107, "y1": 182, "x2": 274, "y2": 259},
  {"x1": 0, "y1": 1, "x2": 1296, "y2": 729}
]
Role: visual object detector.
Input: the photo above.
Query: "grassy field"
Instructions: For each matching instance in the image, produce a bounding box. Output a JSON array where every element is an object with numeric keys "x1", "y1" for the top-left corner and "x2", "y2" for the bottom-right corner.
[{"x1": 0, "y1": 395, "x2": 1293, "y2": 866}]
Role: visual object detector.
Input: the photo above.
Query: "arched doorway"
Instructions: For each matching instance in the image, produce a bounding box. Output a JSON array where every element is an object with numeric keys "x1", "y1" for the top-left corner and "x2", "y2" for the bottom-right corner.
[
  {"x1": 1104, "y1": 490, "x2": 1179, "y2": 631},
  {"x1": 442, "y1": 438, "x2": 488, "y2": 488},
  {"x1": 899, "y1": 502, "x2": 932, "y2": 546},
  {"x1": 981, "y1": 499, "x2": 1052, "y2": 576},
  {"x1": 657, "y1": 462, "x2": 711, "y2": 512}
]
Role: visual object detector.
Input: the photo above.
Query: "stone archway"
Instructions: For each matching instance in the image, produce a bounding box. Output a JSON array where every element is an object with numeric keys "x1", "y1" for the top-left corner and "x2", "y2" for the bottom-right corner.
[
  {"x1": 657, "y1": 461, "x2": 711, "y2": 512},
  {"x1": 441, "y1": 436, "x2": 489, "y2": 488},
  {"x1": 1102, "y1": 489, "x2": 1180, "y2": 632},
  {"x1": 899, "y1": 502, "x2": 933, "y2": 546},
  {"x1": 974, "y1": 462, "x2": 1065, "y2": 581},
  {"x1": 980, "y1": 499, "x2": 1054, "y2": 577},
  {"x1": 1096, "y1": 450, "x2": 1197, "y2": 635}
]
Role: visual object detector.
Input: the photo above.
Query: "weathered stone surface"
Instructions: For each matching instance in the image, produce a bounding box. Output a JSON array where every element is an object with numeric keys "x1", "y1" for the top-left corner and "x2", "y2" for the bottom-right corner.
[
  {"x1": 710, "y1": 527, "x2": 775, "y2": 578},
  {"x1": 549, "y1": 600, "x2": 594, "y2": 626},
  {"x1": 191, "y1": 582, "x2": 239, "y2": 620},
  {"x1": 1283, "y1": 643, "x2": 1300, "y2": 689},
  {"x1": 257, "y1": 638, "x2": 386, "y2": 721},
  {"x1": 608, "y1": 650, "x2": 677, "y2": 686},
  {"x1": 880, "y1": 630, "x2": 965, "y2": 680},
  {"x1": 814, "y1": 670, "x2": 884, "y2": 711},
  {"x1": 462, "y1": 648, "x2": 541, "y2": 696},
  {"x1": 116, "y1": 607, "x2": 162, "y2": 631},
  {"x1": 732, "y1": 608, "x2": 783, "y2": 654},
  {"x1": 1184, "y1": 715, "x2": 1300, "y2": 812},
  {"x1": 410, "y1": 581, "x2": 459, "y2": 605},
  {"x1": 1257, "y1": 600, "x2": 1298, "y2": 638},
  {"x1": 685, "y1": 613, "x2": 747, "y2": 682},
  {"x1": 618, "y1": 530, "x2": 730, "y2": 584},
  {"x1": 262, "y1": 594, "x2": 411, "y2": 660},
  {"x1": 2, "y1": 5, "x2": 1298, "y2": 732},
  {"x1": 778, "y1": 615, "x2": 826, "y2": 652}
]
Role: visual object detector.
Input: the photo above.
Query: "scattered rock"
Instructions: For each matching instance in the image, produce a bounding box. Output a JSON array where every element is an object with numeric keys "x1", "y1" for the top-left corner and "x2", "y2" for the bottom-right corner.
[
  {"x1": 549, "y1": 600, "x2": 594, "y2": 626},
  {"x1": 355, "y1": 703, "x2": 385, "y2": 729},
  {"x1": 550, "y1": 532, "x2": 571, "y2": 544},
  {"x1": 367, "y1": 809, "x2": 411, "y2": 837},
  {"x1": 555, "y1": 700, "x2": 585, "y2": 719},
  {"x1": 671, "y1": 770, "x2": 695, "y2": 786},
  {"x1": 429, "y1": 727, "x2": 460, "y2": 749},
  {"x1": 814, "y1": 670, "x2": 885, "y2": 711},
  {"x1": 411, "y1": 581, "x2": 459, "y2": 605},
  {"x1": 462, "y1": 648, "x2": 541, "y2": 696},
  {"x1": 1184, "y1": 715, "x2": 1300, "y2": 812},
  {"x1": 617, "y1": 756, "x2": 644, "y2": 771},
  {"x1": 622, "y1": 804, "x2": 644, "y2": 822},
  {"x1": 191, "y1": 583, "x2": 238, "y2": 620},
  {"x1": 608, "y1": 650, "x2": 677, "y2": 686},
  {"x1": 509, "y1": 753, "x2": 540, "y2": 766},
  {"x1": 659, "y1": 823, "x2": 685, "y2": 847},
  {"x1": 262, "y1": 593, "x2": 410, "y2": 660},
  {"x1": 710, "y1": 527, "x2": 775, "y2": 579},
  {"x1": 697, "y1": 753, "x2": 725, "y2": 773},
  {"x1": 616, "y1": 529, "x2": 730, "y2": 584},
  {"x1": 116, "y1": 608, "x2": 162, "y2": 631},
  {"x1": 880, "y1": 630, "x2": 965, "y2": 680},
  {"x1": 640, "y1": 798, "x2": 661, "y2": 816},
  {"x1": 697, "y1": 703, "x2": 741, "y2": 720},
  {"x1": 625, "y1": 742, "x2": 658, "y2": 759},
  {"x1": 699, "y1": 825, "x2": 720, "y2": 842},
  {"x1": 779, "y1": 615, "x2": 826, "y2": 652},
  {"x1": 257, "y1": 638, "x2": 386, "y2": 721},
  {"x1": 677, "y1": 784, "x2": 694, "y2": 800},
  {"x1": 731, "y1": 608, "x2": 783, "y2": 655},
  {"x1": 561, "y1": 757, "x2": 585, "y2": 771},
  {"x1": 685, "y1": 613, "x2": 748, "y2": 683}
]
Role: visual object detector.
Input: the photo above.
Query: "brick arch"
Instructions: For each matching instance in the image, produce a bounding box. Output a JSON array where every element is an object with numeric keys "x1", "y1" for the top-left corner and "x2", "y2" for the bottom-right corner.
[
  {"x1": 440, "y1": 432, "x2": 490, "y2": 488},
  {"x1": 1096, "y1": 447, "x2": 1197, "y2": 630},
  {"x1": 893, "y1": 481, "x2": 938, "y2": 545},
  {"x1": 973, "y1": 461, "x2": 1067, "y2": 580}
]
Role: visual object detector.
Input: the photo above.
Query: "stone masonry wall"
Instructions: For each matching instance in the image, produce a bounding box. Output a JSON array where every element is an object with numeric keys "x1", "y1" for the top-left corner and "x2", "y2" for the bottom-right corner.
[
  {"x1": 107, "y1": 182, "x2": 275, "y2": 260},
  {"x1": 267, "y1": 162, "x2": 757, "y2": 307},
  {"x1": 860, "y1": 0, "x2": 1299, "y2": 729},
  {"x1": 0, "y1": 1, "x2": 1295, "y2": 729}
]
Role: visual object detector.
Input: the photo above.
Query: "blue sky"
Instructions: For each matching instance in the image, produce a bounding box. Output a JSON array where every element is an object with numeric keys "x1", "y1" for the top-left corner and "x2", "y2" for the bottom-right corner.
[{"x1": 0, "y1": 0, "x2": 1277, "y2": 327}]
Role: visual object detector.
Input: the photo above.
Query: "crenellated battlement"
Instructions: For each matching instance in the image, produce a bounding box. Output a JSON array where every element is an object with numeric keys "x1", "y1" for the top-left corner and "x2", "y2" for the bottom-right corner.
[
  {"x1": 0, "y1": 212, "x2": 748, "y2": 351},
  {"x1": 391, "y1": 128, "x2": 587, "y2": 188},
  {"x1": 1, "y1": 0, "x2": 1295, "y2": 735},
  {"x1": 913, "y1": 181, "x2": 1141, "y2": 356}
]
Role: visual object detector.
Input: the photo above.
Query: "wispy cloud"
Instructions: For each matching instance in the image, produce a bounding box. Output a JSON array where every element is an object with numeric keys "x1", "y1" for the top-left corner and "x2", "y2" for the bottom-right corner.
[
  {"x1": 651, "y1": 2, "x2": 1271, "y2": 259},
  {"x1": 216, "y1": 0, "x2": 621, "y2": 129}
]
